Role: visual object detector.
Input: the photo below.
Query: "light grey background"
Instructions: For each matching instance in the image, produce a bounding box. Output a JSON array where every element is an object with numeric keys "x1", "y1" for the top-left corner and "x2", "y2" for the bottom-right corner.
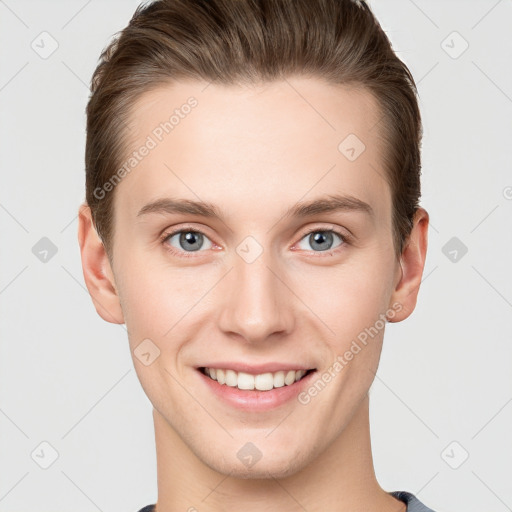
[{"x1": 1, "y1": 1, "x2": 511, "y2": 511}]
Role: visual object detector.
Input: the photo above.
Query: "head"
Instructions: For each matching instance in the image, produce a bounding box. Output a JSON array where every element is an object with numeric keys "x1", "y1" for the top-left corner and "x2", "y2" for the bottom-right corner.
[{"x1": 79, "y1": 0, "x2": 428, "y2": 478}]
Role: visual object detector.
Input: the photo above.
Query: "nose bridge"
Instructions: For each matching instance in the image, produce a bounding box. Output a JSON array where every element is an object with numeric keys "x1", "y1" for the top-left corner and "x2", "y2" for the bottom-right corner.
[{"x1": 217, "y1": 239, "x2": 294, "y2": 342}]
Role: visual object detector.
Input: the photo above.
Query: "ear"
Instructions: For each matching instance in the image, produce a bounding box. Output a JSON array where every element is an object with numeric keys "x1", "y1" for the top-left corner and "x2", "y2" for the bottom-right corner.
[
  {"x1": 387, "y1": 207, "x2": 429, "y2": 322},
  {"x1": 77, "y1": 203, "x2": 124, "y2": 324}
]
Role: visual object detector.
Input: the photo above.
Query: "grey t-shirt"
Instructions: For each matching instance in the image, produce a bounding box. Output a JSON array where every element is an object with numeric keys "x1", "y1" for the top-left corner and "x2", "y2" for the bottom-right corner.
[
  {"x1": 137, "y1": 491, "x2": 436, "y2": 511},
  {"x1": 390, "y1": 491, "x2": 437, "y2": 511}
]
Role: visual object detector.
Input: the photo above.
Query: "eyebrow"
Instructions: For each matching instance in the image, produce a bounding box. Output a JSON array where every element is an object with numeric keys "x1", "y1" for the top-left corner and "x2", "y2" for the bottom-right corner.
[{"x1": 136, "y1": 194, "x2": 374, "y2": 221}]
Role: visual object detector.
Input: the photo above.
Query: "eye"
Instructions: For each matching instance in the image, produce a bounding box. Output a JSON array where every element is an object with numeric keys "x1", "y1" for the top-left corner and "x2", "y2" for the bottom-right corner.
[
  {"x1": 295, "y1": 227, "x2": 348, "y2": 254},
  {"x1": 160, "y1": 227, "x2": 213, "y2": 256},
  {"x1": 160, "y1": 225, "x2": 350, "y2": 259}
]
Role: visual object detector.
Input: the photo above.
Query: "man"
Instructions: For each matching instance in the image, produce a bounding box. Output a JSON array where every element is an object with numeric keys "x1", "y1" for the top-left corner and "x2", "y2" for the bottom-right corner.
[{"x1": 78, "y1": 0, "x2": 435, "y2": 510}]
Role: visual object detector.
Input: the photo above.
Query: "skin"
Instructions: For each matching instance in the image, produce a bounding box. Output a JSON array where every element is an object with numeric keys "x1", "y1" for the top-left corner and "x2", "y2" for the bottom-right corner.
[{"x1": 78, "y1": 77, "x2": 428, "y2": 511}]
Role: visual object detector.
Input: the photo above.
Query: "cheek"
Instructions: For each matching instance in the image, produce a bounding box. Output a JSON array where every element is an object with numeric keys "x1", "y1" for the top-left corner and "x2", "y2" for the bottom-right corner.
[
  {"x1": 117, "y1": 266, "x2": 190, "y2": 411},
  {"x1": 292, "y1": 258, "x2": 391, "y2": 338},
  {"x1": 115, "y1": 257, "x2": 183, "y2": 328},
  {"x1": 115, "y1": 260, "x2": 221, "y2": 369}
]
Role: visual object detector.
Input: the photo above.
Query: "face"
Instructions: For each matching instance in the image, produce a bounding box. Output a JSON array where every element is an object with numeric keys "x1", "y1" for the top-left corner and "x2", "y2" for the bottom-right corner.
[{"x1": 106, "y1": 78, "x2": 403, "y2": 477}]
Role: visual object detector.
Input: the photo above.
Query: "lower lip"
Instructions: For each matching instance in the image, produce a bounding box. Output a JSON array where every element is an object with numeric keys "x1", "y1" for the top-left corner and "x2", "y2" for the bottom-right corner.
[{"x1": 197, "y1": 369, "x2": 317, "y2": 411}]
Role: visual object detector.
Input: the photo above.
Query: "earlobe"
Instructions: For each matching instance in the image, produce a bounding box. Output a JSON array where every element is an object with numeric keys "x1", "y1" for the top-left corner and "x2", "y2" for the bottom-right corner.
[
  {"x1": 387, "y1": 207, "x2": 429, "y2": 323},
  {"x1": 77, "y1": 203, "x2": 125, "y2": 324}
]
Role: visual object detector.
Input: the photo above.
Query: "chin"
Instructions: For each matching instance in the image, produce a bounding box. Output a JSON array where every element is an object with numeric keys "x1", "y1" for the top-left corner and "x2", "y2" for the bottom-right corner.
[{"x1": 200, "y1": 445, "x2": 311, "y2": 480}]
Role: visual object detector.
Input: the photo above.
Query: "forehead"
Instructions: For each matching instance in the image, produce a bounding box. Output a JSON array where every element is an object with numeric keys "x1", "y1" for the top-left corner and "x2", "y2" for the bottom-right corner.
[{"x1": 116, "y1": 77, "x2": 390, "y2": 224}]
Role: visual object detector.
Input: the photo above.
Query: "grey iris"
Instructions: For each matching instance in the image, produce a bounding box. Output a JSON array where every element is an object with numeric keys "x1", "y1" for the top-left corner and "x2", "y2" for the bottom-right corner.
[
  {"x1": 309, "y1": 231, "x2": 333, "y2": 251},
  {"x1": 180, "y1": 232, "x2": 203, "y2": 251}
]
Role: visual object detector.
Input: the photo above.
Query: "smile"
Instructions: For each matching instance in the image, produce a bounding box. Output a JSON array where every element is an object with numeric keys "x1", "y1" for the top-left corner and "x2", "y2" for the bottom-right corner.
[{"x1": 200, "y1": 367, "x2": 315, "y2": 391}]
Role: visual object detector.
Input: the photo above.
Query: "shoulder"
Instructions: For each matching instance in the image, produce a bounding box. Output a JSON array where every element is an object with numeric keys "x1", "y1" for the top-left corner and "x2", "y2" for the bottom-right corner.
[{"x1": 391, "y1": 490, "x2": 438, "y2": 512}]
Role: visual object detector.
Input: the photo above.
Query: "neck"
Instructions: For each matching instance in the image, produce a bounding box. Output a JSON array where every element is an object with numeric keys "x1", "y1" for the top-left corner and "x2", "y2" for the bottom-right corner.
[{"x1": 153, "y1": 395, "x2": 405, "y2": 512}]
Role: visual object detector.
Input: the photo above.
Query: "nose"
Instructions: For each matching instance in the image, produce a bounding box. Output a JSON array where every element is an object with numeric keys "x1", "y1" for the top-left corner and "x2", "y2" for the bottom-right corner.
[{"x1": 217, "y1": 248, "x2": 295, "y2": 345}]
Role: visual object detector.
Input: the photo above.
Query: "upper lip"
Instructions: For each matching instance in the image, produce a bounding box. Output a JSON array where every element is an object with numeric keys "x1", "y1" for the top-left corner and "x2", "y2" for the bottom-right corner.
[{"x1": 198, "y1": 362, "x2": 316, "y2": 374}]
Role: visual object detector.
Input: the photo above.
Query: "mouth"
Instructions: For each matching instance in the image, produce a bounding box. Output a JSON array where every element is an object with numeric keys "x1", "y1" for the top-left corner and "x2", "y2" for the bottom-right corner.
[{"x1": 199, "y1": 366, "x2": 316, "y2": 391}]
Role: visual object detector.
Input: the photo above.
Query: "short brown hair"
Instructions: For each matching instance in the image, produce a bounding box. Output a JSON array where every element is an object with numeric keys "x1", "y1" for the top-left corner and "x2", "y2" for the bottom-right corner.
[{"x1": 85, "y1": 0, "x2": 422, "y2": 262}]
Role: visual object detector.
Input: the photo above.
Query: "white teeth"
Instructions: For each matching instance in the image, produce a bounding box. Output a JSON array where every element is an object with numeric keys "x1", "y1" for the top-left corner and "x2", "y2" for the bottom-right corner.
[
  {"x1": 225, "y1": 369, "x2": 237, "y2": 387},
  {"x1": 237, "y1": 372, "x2": 254, "y2": 390},
  {"x1": 202, "y1": 367, "x2": 310, "y2": 390},
  {"x1": 284, "y1": 370, "x2": 296, "y2": 385},
  {"x1": 254, "y1": 372, "x2": 274, "y2": 391},
  {"x1": 273, "y1": 371, "x2": 285, "y2": 388},
  {"x1": 216, "y1": 368, "x2": 226, "y2": 385}
]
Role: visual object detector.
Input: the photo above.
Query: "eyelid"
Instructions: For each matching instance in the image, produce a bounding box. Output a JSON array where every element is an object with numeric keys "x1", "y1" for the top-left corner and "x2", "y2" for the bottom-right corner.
[
  {"x1": 159, "y1": 224, "x2": 212, "y2": 242},
  {"x1": 297, "y1": 224, "x2": 350, "y2": 240}
]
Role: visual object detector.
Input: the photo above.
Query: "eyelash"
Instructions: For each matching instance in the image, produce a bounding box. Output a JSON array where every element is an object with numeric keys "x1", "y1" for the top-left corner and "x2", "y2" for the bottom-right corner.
[{"x1": 159, "y1": 225, "x2": 351, "y2": 259}]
